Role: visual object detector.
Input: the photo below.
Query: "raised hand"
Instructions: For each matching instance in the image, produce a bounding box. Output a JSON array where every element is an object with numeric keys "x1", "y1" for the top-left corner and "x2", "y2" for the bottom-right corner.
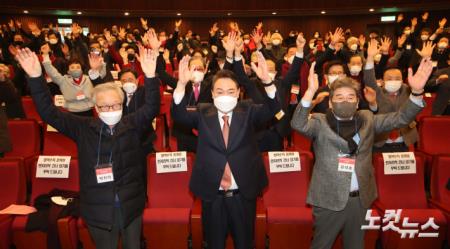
[
  {"x1": 145, "y1": 29, "x2": 161, "y2": 50},
  {"x1": 15, "y1": 48, "x2": 42, "y2": 78},
  {"x1": 138, "y1": 45, "x2": 157, "y2": 78},
  {"x1": 175, "y1": 19, "x2": 182, "y2": 30},
  {"x1": 209, "y1": 23, "x2": 219, "y2": 36},
  {"x1": 313, "y1": 92, "x2": 330, "y2": 105},
  {"x1": 422, "y1": 12, "x2": 429, "y2": 20},
  {"x1": 359, "y1": 34, "x2": 366, "y2": 47},
  {"x1": 222, "y1": 32, "x2": 237, "y2": 57},
  {"x1": 88, "y1": 52, "x2": 104, "y2": 71},
  {"x1": 250, "y1": 51, "x2": 271, "y2": 83},
  {"x1": 416, "y1": 41, "x2": 435, "y2": 59},
  {"x1": 163, "y1": 49, "x2": 171, "y2": 62},
  {"x1": 439, "y1": 18, "x2": 447, "y2": 28},
  {"x1": 251, "y1": 30, "x2": 263, "y2": 46},
  {"x1": 329, "y1": 27, "x2": 344, "y2": 46},
  {"x1": 366, "y1": 39, "x2": 380, "y2": 60},
  {"x1": 118, "y1": 27, "x2": 126, "y2": 40},
  {"x1": 380, "y1": 36, "x2": 392, "y2": 54},
  {"x1": 408, "y1": 58, "x2": 433, "y2": 92},
  {"x1": 61, "y1": 43, "x2": 70, "y2": 56},
  {"x1": 177, "y1": 55, "x2": 193, "y2": 87},
  {"x1": 363, "y1": 87, "x2": 377, "y2": 106},
  {"x1": 140, "y1": 17, "x2": 148, "y2": 29},
  {"x1": 307, "y1": 61, "x2": 319, "y2": 94},
  {"x1": 411, "y1": 17, "x2": 418, "y2": 27},
  {"x1": 296, "y1": 33, "x2": 306, "y2": 51},
  {"x1": 262, "y1": 31, "x2": 271, "y2": 46},
  {"x1": 397, "y1": 34, "x2": 407, "y2": 48},
  {"x1": 256, "y1": 22, "x2": 263, "y2": 30}
]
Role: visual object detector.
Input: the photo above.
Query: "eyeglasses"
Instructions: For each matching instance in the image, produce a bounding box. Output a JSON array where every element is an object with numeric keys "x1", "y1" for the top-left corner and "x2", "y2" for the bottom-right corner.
[{"x1": 96, "y1": 104, "x2": 122, "y2": 112}]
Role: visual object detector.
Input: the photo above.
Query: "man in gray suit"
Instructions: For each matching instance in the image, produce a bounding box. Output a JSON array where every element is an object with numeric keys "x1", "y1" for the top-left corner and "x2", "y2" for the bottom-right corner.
[
  {"x1": 363, "y1": 40, "x2": 426, "y2": 152},
  {"x1": 291, "y1": 57, "x2": 433, "y2": 249}
]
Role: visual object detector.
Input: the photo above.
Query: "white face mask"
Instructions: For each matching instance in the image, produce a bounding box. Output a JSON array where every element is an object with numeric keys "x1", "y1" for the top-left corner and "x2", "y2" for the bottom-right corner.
[
  {"x1": 349, "y1": 65, "x2": 362, "y2": 76},
  {"x1": 191, "y1": 71, "x2": 205, "y2": 83},
  {"x1": 404, "y1": 30, "x2": 411, "y2": 35},
  {"x1": 350, "y1": 43, "x2": 358, "y2": 51},
  {"x1": 384, "y1": 80, "x2": 403, "y2": 93},
  {"x1": 287, "y1": 55, "x2": 294, "y2": 64},
  {"x1": 421, "y1": 35, "x2": 429, "y2": 41},
  {"x1": 122, "y1": 82, "x2": 137, "y2": 94},
  {"x1": 211, "y1": 46, "x2": 218, "y2": 54},
  {"x1": 49, "y1": 38, "x2": 58, "y2": 45},
  {"x1": 374, "y1": 53, "x2": 382, "y2": 63},
  {"x1": 244, "y1": 39, "x2": 250, "y2": 45},
  {"x1": 272, "y1": 39, "x2": 281, "y2": 46},
  {"x1": 438, "y1": 42, "x2": 448, "y2": 49},
  {"x1": 309, "y1": 43, "x2": 316, "y2": 49},
  {"x1": 214, "y1": 95, "x2": 238, "y2": 113},
  {"x1": 268, "y1": 72, "x2": 276, "y2": 81},
  {"x1": 327, "y1": 74, "x2": 340, "y2": 85},
  {"x1": 99, "y1": 110, "x2": 123, "y2": 126}
]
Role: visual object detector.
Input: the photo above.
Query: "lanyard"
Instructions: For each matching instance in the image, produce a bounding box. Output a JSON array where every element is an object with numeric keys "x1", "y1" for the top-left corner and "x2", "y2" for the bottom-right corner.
[{"x1": 96, "y1": 125, "x2": 113, "y2": 166}]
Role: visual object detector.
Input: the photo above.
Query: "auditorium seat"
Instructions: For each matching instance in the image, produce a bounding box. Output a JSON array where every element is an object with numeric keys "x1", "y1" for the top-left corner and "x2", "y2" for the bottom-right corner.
[
  {"x1": 153, "y1": 116, "x2": 168, "y2": 152},
  {"x1": 0, "y1": 159, "x2": 27, "y2": 249},
  {"x1": 11, "y1": 158, "x2": 80, "y2": 249},
  {"x1": 372, "y1": 153, "x2": 447, "y2": 249},
  {"x1": 417, "y1": 116, "x2": 450, "y2": 178},
  {"x1": 429, "y1": 155, "x2": 450, "y2": 245},
  {"x1": 43, "y1": 131, "x2": 78, "y2": 157},
  {"x1": 290, "y1": 131, "x2": 312, "y2": 152},
  {"x1": 142, "y1": 153, "x2": 194, "y2": 249},
  {"x1": 4, "y1": 119, "x2": 41, "y2": 181},
  {"x1": 415, "y1": 93, "x2": 436, "y2": 122},
  {"x1": 21, "y1": 97, "x2": 42, "y2": 124},
  {"x1": 261, "y1": 151, "x2": 314, "y2": 249}
]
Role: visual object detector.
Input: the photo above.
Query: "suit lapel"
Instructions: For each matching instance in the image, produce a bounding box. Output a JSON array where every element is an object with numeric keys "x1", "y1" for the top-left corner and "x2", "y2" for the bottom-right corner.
[
  {"x1": 227, "y1": 105, "x2": 245, "y2": 150},
  {"x1": 204, "y1": 106, "x2": 226, "y2": 151}
]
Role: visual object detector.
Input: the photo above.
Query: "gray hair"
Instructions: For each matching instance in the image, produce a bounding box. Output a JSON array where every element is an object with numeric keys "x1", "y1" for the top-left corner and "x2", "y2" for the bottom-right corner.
[{"x1": 92, "y1": 82, "x2": 124, "y2": 105}]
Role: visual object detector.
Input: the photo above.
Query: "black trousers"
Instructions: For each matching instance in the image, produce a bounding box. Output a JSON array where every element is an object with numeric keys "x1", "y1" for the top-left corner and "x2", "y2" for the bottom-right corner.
[
  {"x1": 202, "y1": 193, "x2": 256, "y2": 249},
  {"x1": 87, "y1": 207, "x2": 142, "y2": 249}
]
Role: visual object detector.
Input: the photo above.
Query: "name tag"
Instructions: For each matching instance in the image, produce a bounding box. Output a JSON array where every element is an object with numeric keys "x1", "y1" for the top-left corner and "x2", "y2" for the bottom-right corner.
[
  {"x1": 406, "y1": 44, "x2": 412, "y2": 50},
  {"x1": 432, "y1": 61, "x2": 438, "y2": 68},
  {"x1": 291, "y1": 85, "x2": 300, "y2": 95},
  {"x1": 76, "y1": 92, "x2": 86, "y2": 100},
  {"x1": 338, "y1": 154, "x2": 355, "y2": 173},
  {"x1": 275, "y1": 110, "x2": 285, "y2": 120},
  {"x1": 95, "y1": 164, "x2": 114, "y2": 183}
]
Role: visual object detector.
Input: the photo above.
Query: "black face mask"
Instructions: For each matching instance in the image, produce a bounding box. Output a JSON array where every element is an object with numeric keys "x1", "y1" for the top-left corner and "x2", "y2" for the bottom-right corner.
[
  {"x1": 127, "y1": 54, "x2": 135, "y2": 61},
  {"x1": 13, "y1": 41, "x2": 24, "y2": 46}
]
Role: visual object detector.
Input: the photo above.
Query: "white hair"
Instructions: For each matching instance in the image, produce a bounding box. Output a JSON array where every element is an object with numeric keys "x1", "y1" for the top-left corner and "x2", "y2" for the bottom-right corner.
[{"x1": 92, "y1": 82, "x2": 124, "y2": 105}]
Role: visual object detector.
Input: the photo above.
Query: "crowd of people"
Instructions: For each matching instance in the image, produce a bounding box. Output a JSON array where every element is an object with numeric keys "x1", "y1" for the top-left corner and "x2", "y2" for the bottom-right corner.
[{"x1": 0, "y1": 10, "x2": 449, "y2": 249}]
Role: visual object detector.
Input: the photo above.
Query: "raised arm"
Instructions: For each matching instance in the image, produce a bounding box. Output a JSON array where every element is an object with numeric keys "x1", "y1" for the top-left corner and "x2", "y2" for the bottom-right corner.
[
  {"x1": 16, "y1": 48, "x2": 82, "y2": 140},
  {"x1": 280, "y1": 33, "x2": 306, "y2": 88},
  {"x1": 290, "y1": 62, "x2": 320, "y2": 138},
  {"x1": 40, "y1": 43, "x2": 66, "y2": 86},
  {"x1": 171, "y1": 55, "x2": 199, "y2": 129},
  {"x1": 374, "y1": 58, "x2": 433, "y2": 134}
]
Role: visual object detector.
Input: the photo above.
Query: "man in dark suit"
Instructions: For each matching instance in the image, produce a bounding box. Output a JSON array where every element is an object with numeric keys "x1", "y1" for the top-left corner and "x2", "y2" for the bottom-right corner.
[
  {"x1": 426, "y1": 53, "x2": 450, "y2": 115},
  {"x1": 156, "y1": 52, "x2": 213, "y2": 152},
  {"x1": 119, "y1": 68, "x2": 156, "y2": 154},
  {"x1": 171, "y1": 52, "x2": 280, "y2": 249}
]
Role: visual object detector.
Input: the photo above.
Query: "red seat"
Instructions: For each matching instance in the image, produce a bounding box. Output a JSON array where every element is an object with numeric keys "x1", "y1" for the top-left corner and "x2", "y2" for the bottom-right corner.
[
  {"x1": 418, "y1": 116, "x2": 450, "y2": 159},
  {"x1": 12, "y1": 158, "x2": 80, "y2": 249},
  {"x1": 21, "y1": 97, "x2": 42, "y2": 124},
  {"x1": 372, "y1": 153, "x2": 447, "y2": 249},
  {"x1": 0, "y1": 158, "x2": 27, "y2": 249},
  {"x1": 416, "y1": 93, "x2": 436, "y2": 121},
  {"x1": 4, "y1": 119, "x2": 41, "y2": 181},
  {"x1": 429, "y1": 155, "x2": 450, "y2": 245},
  {"x1": 290, "y1": 131, "x2": 312, "y2": 152},
  {"x1": 43, "y1": 131, "x2": 78, "y2": 157},
  {"x1": 153, "y1": 116, "x2": 168, "y2": 152},
  {"x1": 142, "y1": 153, "x2": 194, "y2": 249},
  {"x1": 262, "y1": 151, "x2": 313, "y2": 249}
]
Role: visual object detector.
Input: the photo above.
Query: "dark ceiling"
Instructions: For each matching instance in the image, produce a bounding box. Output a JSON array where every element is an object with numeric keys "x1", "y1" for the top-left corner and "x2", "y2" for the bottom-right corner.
[{"x1": 0, "y1": 0, "x2": 449, "y2": 17}]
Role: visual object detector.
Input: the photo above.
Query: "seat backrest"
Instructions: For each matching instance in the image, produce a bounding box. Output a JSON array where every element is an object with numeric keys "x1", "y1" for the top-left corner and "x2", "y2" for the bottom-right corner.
[
  {"x1": 21, "y1": 97, "x2": 42, "y2": 122},
  {"x1": 418, "y1": 116, "x2": 450, "y2": 155},
  {"x1": 153, "y1": 116, "x2": 166, "y2": 152},
  {"x1": 430, "y1": 155, "x2": 450, "y2": 206},
  {"x1": 262, "y1": 151, "x2": 313, "y2": 207},
  {"x1": 30, "y1": 158, "x2": 80, "y2": 205},
  {"x1": 0, "y1": 159, "x2": 26, "y2": 209},
  {"x1": 5, "y1": 119, "x2": 41, "y2": 158},
  {"x1": 147, "y1": 153, "x2": 194, "y2": 208},
  {"x1": 43, "y1": 131, "x2": 78, "y2": 157},
  {"x1": 291, "y1": 131, "x2": 312, "y2": 152},
  {"x1": 373, "y1": 153, "x2": 428, "y2": 209},
  {"x1": 416, "y1": 93, "x2": 436, "y2": 121}
]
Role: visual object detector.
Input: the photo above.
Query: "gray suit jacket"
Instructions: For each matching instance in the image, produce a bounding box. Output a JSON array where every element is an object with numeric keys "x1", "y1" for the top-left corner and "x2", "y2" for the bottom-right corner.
[
  {"x1": 290, "y1": 98, "x2": 423, "y2": 211},
  {"x1": 364, "y1": 67, "x2": 418, "y2": 147}
]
